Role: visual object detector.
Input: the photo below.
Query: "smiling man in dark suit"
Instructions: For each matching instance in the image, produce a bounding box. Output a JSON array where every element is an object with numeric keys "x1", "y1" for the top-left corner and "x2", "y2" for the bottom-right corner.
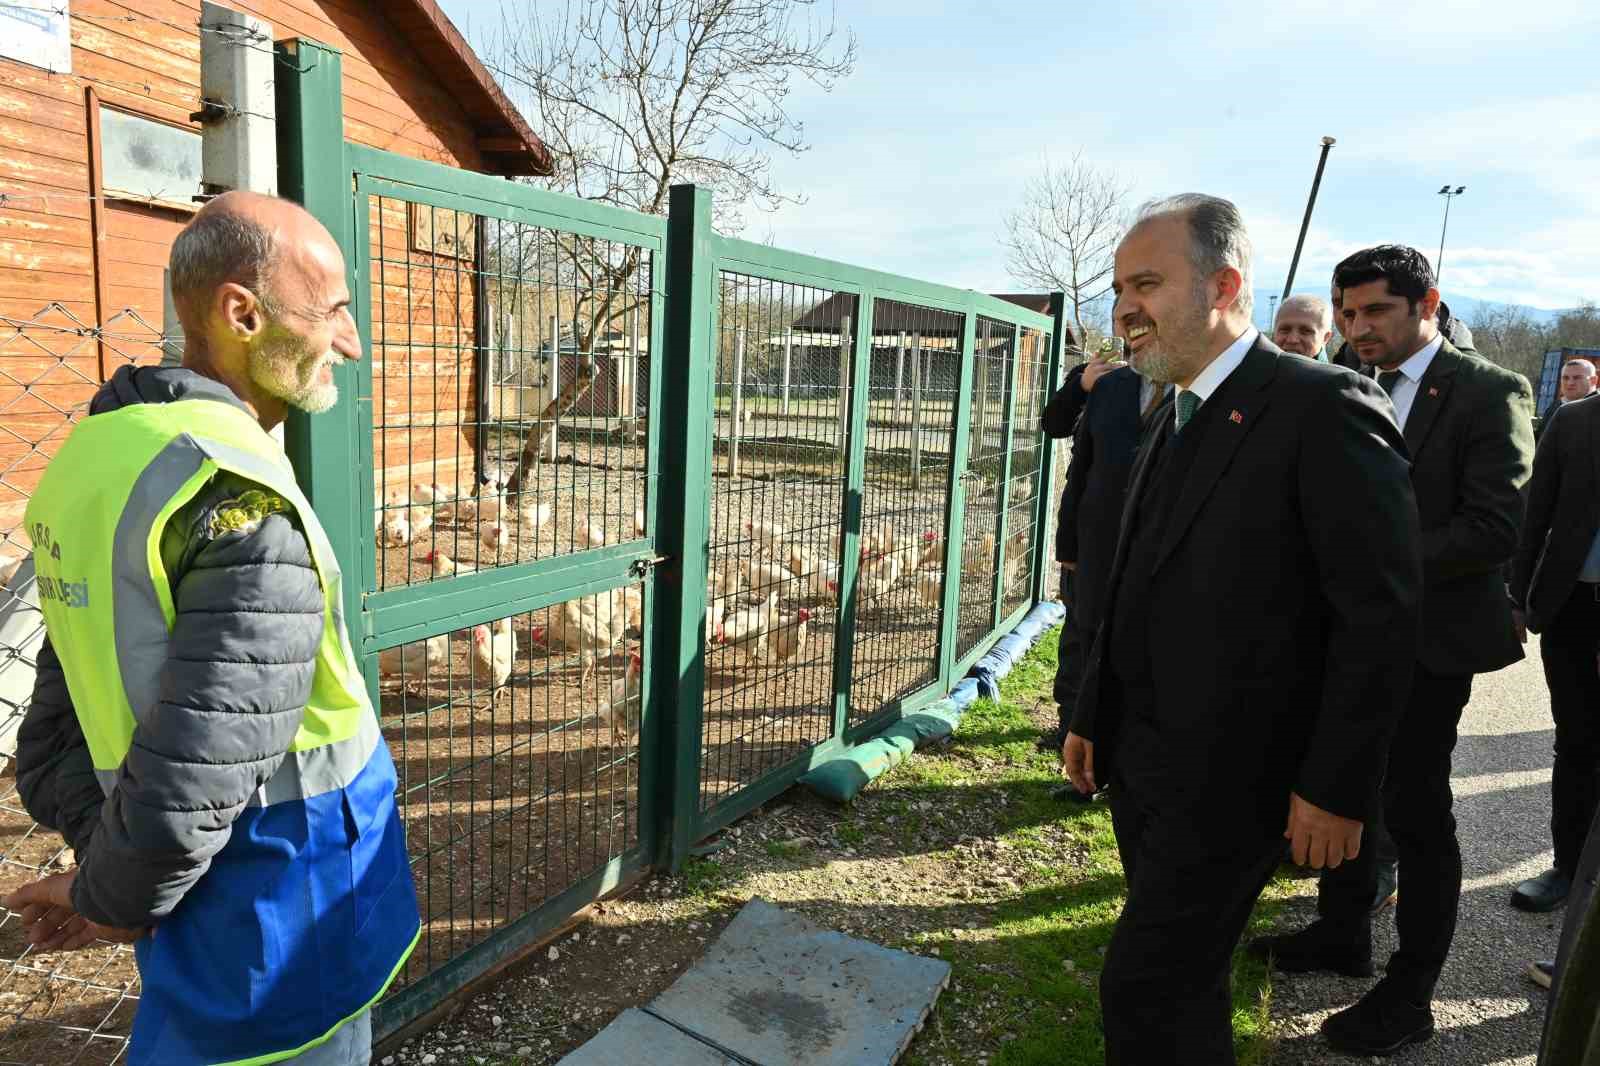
[
  {"x1": 1252, "y1": 245, "x2": 1534, "y2": 1055},
  {"x1": 1060, "y1": 196, "x2": 1421, "y2": 1065}
]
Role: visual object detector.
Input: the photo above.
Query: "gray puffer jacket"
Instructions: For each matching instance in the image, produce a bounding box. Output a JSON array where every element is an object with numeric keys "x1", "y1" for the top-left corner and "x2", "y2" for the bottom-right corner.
[{"x1": 17, "y1": 366, "x2": 324, "y2": 929}]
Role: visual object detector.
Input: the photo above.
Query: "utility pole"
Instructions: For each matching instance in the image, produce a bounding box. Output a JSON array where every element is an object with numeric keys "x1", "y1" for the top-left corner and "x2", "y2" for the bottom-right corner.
[
  {"x1": 1283, "y1": 137, "x2": 1336, "y2": 301},
  {"x1": 1436, "y1": 185, "x2": 1466, "y2": 282},
  {"x1": 161, "y1": 2, "x2": 277, "y2": 367}
]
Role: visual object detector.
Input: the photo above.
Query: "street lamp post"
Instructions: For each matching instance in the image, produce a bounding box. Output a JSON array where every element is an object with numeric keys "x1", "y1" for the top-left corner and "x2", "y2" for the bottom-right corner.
[
  {"x1": 1436, "y1": 184, "x2": 1466, "y2": 282},
  {"x1": 1282, "y1": 136, "x2": 1337, "y2": 301}
]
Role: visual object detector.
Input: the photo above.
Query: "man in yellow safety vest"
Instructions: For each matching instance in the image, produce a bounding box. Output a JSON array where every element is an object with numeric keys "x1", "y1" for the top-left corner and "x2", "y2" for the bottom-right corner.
[{"x1": 5, "y1": 192, "x2": 419, "y2": 1066}]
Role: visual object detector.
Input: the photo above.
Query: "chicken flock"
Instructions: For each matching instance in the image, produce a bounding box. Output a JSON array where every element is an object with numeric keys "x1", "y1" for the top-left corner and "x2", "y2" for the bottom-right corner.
[{"x1": 371, "y1": 465, "x2": 1028, "y2": 739}]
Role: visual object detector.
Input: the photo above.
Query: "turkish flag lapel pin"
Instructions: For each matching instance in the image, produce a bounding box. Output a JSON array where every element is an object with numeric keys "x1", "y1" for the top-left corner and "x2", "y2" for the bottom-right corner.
[
  {"x1": 1428, "y1": 386, "x2": 1439, "y2": 397},
  {"x1": 1229, "y1": 409, "x2": 1244, "y2": 424}
]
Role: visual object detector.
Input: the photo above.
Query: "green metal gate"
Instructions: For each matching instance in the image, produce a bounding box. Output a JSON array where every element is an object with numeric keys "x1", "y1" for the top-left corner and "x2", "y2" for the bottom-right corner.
[
  {"x1": 275, "y1": 40, "x2": 1066, "y2": 1047},
  {"x1": 281, "y1": 45, "x2": 667, "y2": 1040}
]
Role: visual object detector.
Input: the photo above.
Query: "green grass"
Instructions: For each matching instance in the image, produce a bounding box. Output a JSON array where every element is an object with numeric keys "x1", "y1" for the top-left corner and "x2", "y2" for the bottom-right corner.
[{"x1": 897, "y1": 628, "x2": 1280, "y2": 1066}]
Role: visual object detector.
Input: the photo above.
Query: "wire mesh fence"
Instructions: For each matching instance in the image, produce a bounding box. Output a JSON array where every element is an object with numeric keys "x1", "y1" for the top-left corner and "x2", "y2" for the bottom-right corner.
[
  {"x1": 848, "y1": 300, "x2": 962, "y2": 723},
  {"x1": 699, "y1": 275, "x2": 852, "y2": 814},
  {"x1": 953, "y1": 316, "x2": 1018, "y2": 661},
  {"x1": 0, "y1": 305, "x2": 165, "y2": 1065},
  {"x1": 369, "y1": 198, "x2": 653, "y2": 590},
  {"x1": 374, "y1": 587, "x2": 645, "y2": 993},
  {"x1": 1000, "y1": 325, "x2": 1053, "y2": 621}
]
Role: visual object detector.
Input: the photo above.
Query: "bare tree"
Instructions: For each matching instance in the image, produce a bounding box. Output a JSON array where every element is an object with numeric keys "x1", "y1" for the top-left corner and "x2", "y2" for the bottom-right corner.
[
  {"x1": 487, "y1": 0, "x2": 856, "y2": 490},
  {"x1": 1467, "y1": 302, "x2": 1552, "y2": 383},
  {"x1": 1002, "y1": 152, "x2": 1131, "y2": 344}
]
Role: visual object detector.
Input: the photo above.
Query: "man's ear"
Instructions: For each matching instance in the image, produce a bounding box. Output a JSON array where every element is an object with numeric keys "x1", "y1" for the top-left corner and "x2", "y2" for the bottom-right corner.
[
  {"x1": 1212, "y1": 266, "x2": 1245, "y2": 313},
  {"x1": 1419, "y1": 286, "x2": 1442, "y2": 322},
  {"x1": 215, "y1": 282, "x2": 266, "y2": 341}
]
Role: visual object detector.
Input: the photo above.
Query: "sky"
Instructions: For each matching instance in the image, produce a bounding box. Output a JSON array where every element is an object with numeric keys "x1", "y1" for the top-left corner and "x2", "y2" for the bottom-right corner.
[{"x1": 438, "y1": 0, "x2": 1600, "y2": 315}]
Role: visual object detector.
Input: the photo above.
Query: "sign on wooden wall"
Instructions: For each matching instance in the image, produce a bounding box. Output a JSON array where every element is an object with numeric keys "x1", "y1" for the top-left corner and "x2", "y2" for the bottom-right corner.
[
  {"x1": 409, "y1": 203, "x2": 476, "y2": 261},
  {"x1": 0, "y1": 1, "x2": 70, "y2": 73}
]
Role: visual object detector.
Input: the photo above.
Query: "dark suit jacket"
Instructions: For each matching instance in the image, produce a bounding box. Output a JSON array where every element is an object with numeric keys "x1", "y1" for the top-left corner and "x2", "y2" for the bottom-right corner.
[
  {"x1": 1512, "y1": 394, "x2": 1600, "y2": 631},
  {"x1": 1046, "y1": 367, "x2": 1148, "y2": 629},
  {"x1": 1399, "y1": 341, "x2": 1533, "y2": 675},
  {"x1": 1072, "y1": 338, "x2": 1422, "y2": 829}
]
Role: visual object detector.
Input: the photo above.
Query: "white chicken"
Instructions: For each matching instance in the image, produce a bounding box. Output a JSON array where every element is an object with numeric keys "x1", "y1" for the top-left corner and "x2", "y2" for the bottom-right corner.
[
  {"x1": 410, "y1": 482, "x2": 440, "y2": 507},
  {"x1": 378, "y1": 633, "x2": 449, "y2": 694},
  {"x1": 379, "y1": 512, "x2": 411, "y2": 547},
  {"x1": 716, "y1": 592, "x2": 776, "y2": 661},
  {"x1": 481, "y1": 522, "x2": 510, "y2": 557},
  {"x1": 635, "y1": 505, "x2": 646, "y2": 538},
  {"x1": 859, "y1": 552, "x2": 903, "y2": 601},
  {"x1": 743, "y1": 519, "x2": 786, "y2": 556},
  {"x1": 533, "y1": 591, "x2": 627, "y2": 683},
  {"x1": 426, "y1": 550, "x2": 475, "y2": 579},
  {"x1": 521, "y1": 500, "x2": 553, "y2": 530},
  {"x1": 768, "y1": 608, "x2": 811, "y2": 662},
  {"x1": 916, "y1": 529, "x2": 944, "y2": 569},
  {"x1": 470, "y1": 618, "x2": 515, "y2": 697},
  {"x1": 917, "y1": 567, "x2": 944, "y2": 608},
  {"x1": 743, "y1": 558, "x2": 794, "y2": 601},
  {"x1": 961, "y1": 533, "x2": 997, "y2": 574},
  {"x1": 602, "y1": 651, "x2": 643, "y2": 735},
  {"x1": 860, "y1": 521, "x2": 899, "y2": 559},
  {"x1": 623, "y1": 585, "x2": 644, "y2": 631},
  {"x1": 578, "y1": 523, "x2": 608, "y2": 549}
]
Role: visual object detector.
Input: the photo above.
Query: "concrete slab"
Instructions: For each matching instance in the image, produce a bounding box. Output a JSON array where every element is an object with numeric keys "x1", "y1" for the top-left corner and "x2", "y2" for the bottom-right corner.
[
  {"x1": 557, "y1": 898, "x2": 950, "y2": 1066},
  {"x1": 556, "y1": 1008, "x2": 742, "y2": 1066},
  {"x1": 651, "y1": 898, "x2": 950, "y2": 1066}
]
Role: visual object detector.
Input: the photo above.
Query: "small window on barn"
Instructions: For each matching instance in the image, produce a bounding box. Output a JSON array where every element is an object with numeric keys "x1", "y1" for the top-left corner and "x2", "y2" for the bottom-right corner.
[{"x1": 100, "y1": 108, "x2": 202, "y2": 212}]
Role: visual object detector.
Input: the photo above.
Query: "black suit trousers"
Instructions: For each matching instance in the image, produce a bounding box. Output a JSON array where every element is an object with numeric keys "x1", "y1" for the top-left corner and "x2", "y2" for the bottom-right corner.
[
  {"x1": 1539, "y1": 585, "x2": 1600, "y2": 874},
  {"x1": 1102, "y1": 775, "x2": 1281, "y2": 1065},
  {"x1": 1317, "y1": 667, "x2": 1473, "y2": 1003}
]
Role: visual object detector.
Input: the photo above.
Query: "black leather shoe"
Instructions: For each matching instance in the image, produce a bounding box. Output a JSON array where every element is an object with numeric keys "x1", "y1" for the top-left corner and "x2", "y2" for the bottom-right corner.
[
  {"x1": 1247, "y1": 920, "x2": 1374, "y2": 977},
  {"x1": 1321, "y1": 981, "x2": 1434, "y2": 1056},
  {"x1": 1512, "y1": 868, "x2": 1572, "y2": 912},
  {"x1": 1050, "y1": 782, "x2": 1095, "y2": 803}
]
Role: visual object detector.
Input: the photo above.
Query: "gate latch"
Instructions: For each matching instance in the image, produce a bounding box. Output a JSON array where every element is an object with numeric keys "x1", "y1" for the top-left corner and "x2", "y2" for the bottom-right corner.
[{"x1": 630, "y1": 555, "x2": 670, "y2": 580}]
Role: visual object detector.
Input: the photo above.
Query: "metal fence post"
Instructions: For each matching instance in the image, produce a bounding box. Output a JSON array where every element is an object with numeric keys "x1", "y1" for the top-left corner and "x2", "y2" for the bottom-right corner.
[
  {"x1": 991, "y1": 327, "x2": 1020, "y2": 630},
  {"x1": 728, "y1": 325, "x2": 745, "y2": 478},
  {"x1": 893, "y1": 330, "x2": 906, "y2": 423},
  {"x1": 276, "y1": 40, "x2": 367, "y2": 664},
  {"x1": 780, "y1": 328, "x2": 793, "y2": 415},
  {"x1": 1032, "y1": 292, "x2": 1067, "y2": 607},
  {"x1": 909, "y1": 330, "x2": 923, "y2": 491},
  {"x1": 837, "y1": 315, "x2": 852, "y2": 449},
  {"x1": 937, "y1": 307, "x2": 979, "y2": 686},
  {"x1": 657, "y1": 184, "x2": 716, "y2": 871},
  {"x1": 829, "y1": 295, "x2": 875, "y2": 738}
]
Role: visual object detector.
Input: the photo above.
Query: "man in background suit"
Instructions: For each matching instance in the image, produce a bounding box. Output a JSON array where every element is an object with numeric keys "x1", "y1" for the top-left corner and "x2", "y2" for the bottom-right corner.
[
  {"x1": 1061, "y1": 196, "x2": 1420, "y2": 1065},
  {"x1": 1039, "y1": 348, "x2": 1165, "y2": 766},
  {"x1": 1511, "y1": 392, "x2": 1600, "y2": 921},
  {"x1": 1253, "y1": 245, "x2": 1534, "y2": 1055}
]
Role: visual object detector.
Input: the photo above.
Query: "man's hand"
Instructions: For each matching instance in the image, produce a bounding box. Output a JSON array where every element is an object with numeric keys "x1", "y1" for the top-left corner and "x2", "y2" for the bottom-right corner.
[
  {"x1": 1061, "y1": 731, "x2": 1096, "y2": 794},
  {"x1": 1081, "y1": 354, "x2": 1125, "y2": 393},
  {"x1": 1512, "y1": 608, "x2": 1527, "y2": 645},
  {"x1": 4, "y1": 871, "x2": 146, "y2": 953},
  {"x1": 1285, "y1": 793, "x2": 1363, "y2": 869}
]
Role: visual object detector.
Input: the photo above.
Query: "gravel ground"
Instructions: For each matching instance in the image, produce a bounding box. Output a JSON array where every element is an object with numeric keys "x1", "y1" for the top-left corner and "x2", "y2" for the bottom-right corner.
[{"x1": 1267, "y1": 641, "x2": 1561, "y2": 1065}]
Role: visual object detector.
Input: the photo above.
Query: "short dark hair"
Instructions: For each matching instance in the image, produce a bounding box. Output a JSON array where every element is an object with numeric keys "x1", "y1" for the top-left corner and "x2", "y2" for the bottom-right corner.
[
  {"x1": 1332, "y1": 245, "x2": 1435, "y2": 311},
  {"x1": 168, "y1": 209, "x2": 279, "y2": 317}
]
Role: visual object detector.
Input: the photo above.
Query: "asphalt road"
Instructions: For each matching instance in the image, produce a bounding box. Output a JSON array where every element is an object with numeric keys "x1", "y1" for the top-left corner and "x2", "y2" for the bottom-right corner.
[{"x1": 1267, "y1": 641, "x2": 1562, "y2": 1066}]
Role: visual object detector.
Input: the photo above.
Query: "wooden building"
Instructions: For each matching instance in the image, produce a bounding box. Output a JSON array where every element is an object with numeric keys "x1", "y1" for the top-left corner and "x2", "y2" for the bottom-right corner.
[{"x1": 0, "y1": 0, "x2": 551, "y2": 537}]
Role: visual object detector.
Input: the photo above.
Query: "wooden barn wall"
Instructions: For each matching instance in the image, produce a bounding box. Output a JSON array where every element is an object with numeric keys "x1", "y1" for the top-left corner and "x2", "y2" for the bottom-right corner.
[{"x1": 0, "y1": 0, "x2": 494, "y2": 533}]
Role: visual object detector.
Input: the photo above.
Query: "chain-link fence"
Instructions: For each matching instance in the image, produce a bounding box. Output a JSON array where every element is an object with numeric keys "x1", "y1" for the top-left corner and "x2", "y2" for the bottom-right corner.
[{"x1": 0, "y1": 305, "x2": 165, "y2": 1065}]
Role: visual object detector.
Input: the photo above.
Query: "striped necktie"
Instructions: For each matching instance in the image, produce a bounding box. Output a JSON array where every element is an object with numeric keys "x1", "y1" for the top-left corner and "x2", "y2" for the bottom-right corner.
[{"x1": 1175, "y1": 390, "x2": 1201, "y2": 431}]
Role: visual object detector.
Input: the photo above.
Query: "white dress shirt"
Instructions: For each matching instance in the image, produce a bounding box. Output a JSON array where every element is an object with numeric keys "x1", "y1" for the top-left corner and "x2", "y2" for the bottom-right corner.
[
  {"x1": 1174, "y1": 327, "x2": 1259, "y2": 427},
  {"x1": 1380, "y1": 334, "x2": 1444, "y2": 429}
]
